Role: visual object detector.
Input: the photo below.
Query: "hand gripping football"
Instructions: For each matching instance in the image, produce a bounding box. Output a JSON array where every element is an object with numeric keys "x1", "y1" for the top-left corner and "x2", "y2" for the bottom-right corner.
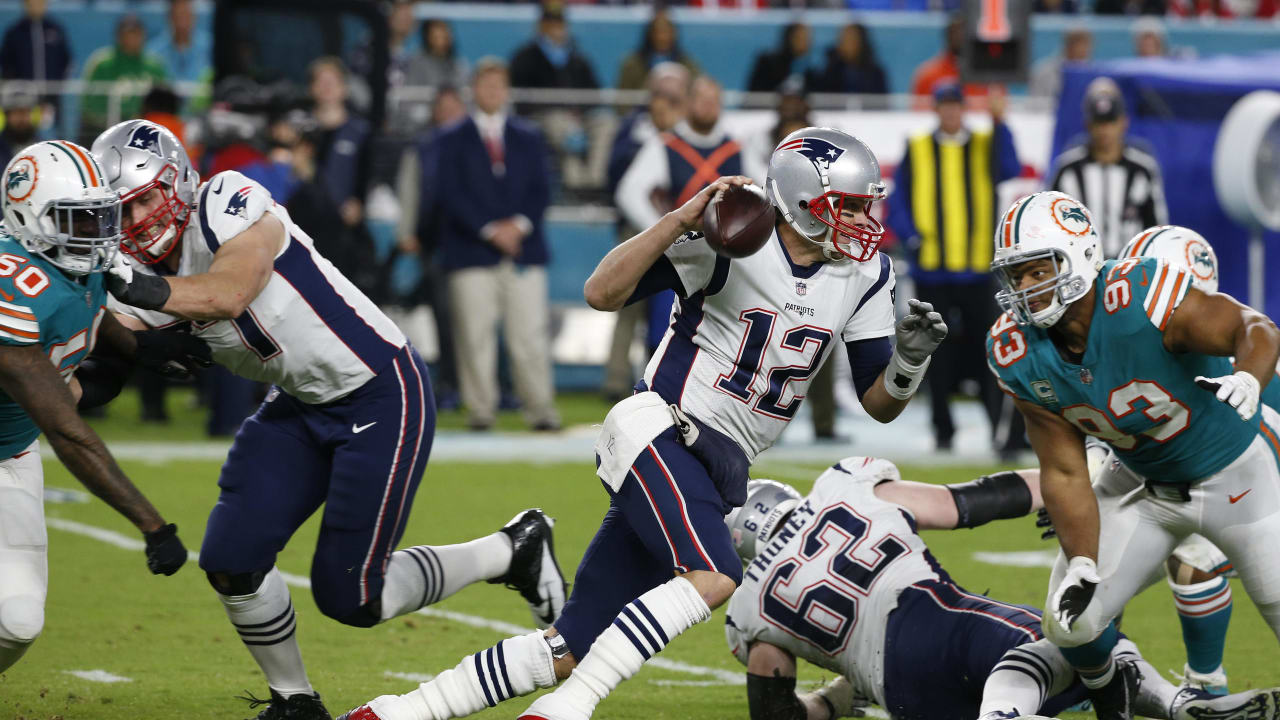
[{"x1": 702, "y1": 183, "x2": 775, "y2": 258}]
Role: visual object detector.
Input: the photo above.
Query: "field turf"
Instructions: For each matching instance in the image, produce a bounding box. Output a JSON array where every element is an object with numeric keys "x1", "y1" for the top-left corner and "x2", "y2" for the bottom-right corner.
[{"x1": 2, "y1": 390, "x2": 1277, "y2": 719}]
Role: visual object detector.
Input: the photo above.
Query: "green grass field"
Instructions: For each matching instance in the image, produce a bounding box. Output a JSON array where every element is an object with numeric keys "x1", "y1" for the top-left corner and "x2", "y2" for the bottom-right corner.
[{"x1": 2, "y1": 391, "x2": 1278, "y2": 719}]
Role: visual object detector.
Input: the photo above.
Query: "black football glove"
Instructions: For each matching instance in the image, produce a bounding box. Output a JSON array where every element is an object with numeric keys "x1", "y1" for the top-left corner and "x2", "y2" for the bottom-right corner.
[
  {"x1": 143, "y1": 523, "x2": 187, "y2": 576},
  {"x1": 107, "y1": 255, "x2": 172, "y2": 310},
  {"x1": 134, "y1": 329, "x2": 213, "y2": 379},
  {"x1": 1035, "y1": 507, "x2": 1057, "y2": 540}
]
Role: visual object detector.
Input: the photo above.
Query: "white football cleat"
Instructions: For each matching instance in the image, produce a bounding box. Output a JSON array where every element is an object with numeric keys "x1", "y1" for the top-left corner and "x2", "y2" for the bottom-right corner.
[
  {"x1": 1181, "y1": 663, "x2": 1230, "y2": 697},
  {"x1": 516, "y1": 692, "x2": 591, "y2": 720},
  {"x1": 1171, "y1": 686, "x2": 1280, "y2": 720}
]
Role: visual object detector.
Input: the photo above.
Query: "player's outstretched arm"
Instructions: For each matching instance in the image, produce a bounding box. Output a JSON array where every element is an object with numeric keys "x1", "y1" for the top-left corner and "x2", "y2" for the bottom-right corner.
[
  {"x1": 585, "y1": 175, "x2": 753, "y2": 311},
  {"x1": 1164, "y1": 286, "x2": 1280, "y2": 420},
  {"x1": 0, "y1": 344, "x2": 186, "y2": 574},
  {"x1": 873, "y1": 469, "x2": 1041, "y2": 531},
  {"x1": 107, "y1": 213, "x2": 287, "y2": 321},
  {"x1": 1017, "y1": 396, "x2": 1096, "y2": 563}
]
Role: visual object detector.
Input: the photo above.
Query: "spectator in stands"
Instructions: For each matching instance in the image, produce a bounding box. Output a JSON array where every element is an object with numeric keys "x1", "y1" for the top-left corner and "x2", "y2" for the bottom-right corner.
[
  {"x1": 1048, "y1": 77, "x2": 1167, "y2": 258},
  {"x1": 886, "y1": 83, "x2": 1022, "y2": 456},
  {"x1": 308, "y1": 56, "x2": 372, "y2": 235},
  {"x1": 0, "y1": 0, "x2": 71, "y2": 103},
  {"x1": 812, "y1": 22, "x2": 887, "y2": 96},
  {"x1": 0, "y1": 84, "x2": 38, "y2": 171},
  {"x1": 1132, "y1": 17, "x2": 1167, "y2": 57},
  {"x1": 602, "y1": 62, "x2": 689, "y2": 402},
  {"x1": 80, "y1": 13, "x2": 167, "y2": 142},
  {"x1": 147, "y1": 0, "x2": 211, "y2": 91},
  {"x1": 910, "y1": 14, "x2": 988, "y2": 104},
  {"x1": 393, "y1": 86, "x2": 467, "y2": 411},
  {"x1": 616, "y1": 10, "x2": 700, "y2": 94},
  {"x1": 433, "y1": 58, "x2": 559, "y2": 432},
  {"x1": 746, "y1": 22, "x2": 814, "y2": 93},
  {"x1": 509, "y1": 3, "x2": 599, "y2": 93},
  {"x1": 240, "y1": 108, "x2": 309, "y2": 204},
  {"x1": 1030, "y1": 26, "x2": 1092, "y2": 99},
  {"x1": 1094, "y1": 0, "x2": 1167, "y2": 13},
  {"x1": 406, "y1": 19, "x2": 470, "y2": 92}
]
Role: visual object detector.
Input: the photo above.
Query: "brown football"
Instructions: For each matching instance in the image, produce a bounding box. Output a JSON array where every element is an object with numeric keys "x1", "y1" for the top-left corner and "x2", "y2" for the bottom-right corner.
[{"x1": 702, "y1": 183, "x2": 775, "y2": 258}]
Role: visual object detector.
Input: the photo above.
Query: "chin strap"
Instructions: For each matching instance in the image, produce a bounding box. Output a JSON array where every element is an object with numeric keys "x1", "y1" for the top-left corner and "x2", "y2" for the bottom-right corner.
[{"x1": 770, "y1": 177, "x2": 845, "y2": 262}]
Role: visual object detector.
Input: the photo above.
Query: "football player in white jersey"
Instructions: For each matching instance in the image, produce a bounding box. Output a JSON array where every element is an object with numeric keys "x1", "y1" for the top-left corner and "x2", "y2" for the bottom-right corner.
[
  {"x1": 90, "y1": 120, "x2": 568, "y2": 719},
  {"x1": 336, "y1": 128, "x2": 947, "y2": 720},
  {"x1": 724, "y1": 458, "x2": 1280, "y2": 720}
]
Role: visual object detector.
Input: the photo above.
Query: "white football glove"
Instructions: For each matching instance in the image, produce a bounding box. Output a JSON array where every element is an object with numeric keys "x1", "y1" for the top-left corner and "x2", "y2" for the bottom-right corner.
[
  {"x1": 108, "y1": 250, "x2": 134, "y2": 284},
  {"x1": 1194, "y1": 370, "x2": 1260, "y2": 422},
  {"x1": 1050, "y1": 556, "x2": 1100, "y2": 633},
  {"x1": 800, "y1": 676, "x2": 867, "y2": 719},
  {"x1": 894, "y1": 299, "x2": 948, "y2": 365}
]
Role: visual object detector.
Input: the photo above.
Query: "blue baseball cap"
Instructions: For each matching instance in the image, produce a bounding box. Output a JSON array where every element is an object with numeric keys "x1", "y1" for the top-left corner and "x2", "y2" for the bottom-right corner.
[{"x1": 933, "y1": 82, "x2": 964, "y2": 104}]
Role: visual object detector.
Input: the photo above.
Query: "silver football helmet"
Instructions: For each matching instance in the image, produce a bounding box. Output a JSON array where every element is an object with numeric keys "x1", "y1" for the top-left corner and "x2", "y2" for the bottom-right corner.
[
  {"x1": 91, "y1": 119, "x2": 198, "y2": 265},
  {"x1": 766, "y1": 127, "x2": 886, "y2": 262},
  {"x1": 3, "y1": 141, "x2": 121, "y2": 275},
  {"x1": 725, "y1": 479, "x2": 802, "y2": 563}
]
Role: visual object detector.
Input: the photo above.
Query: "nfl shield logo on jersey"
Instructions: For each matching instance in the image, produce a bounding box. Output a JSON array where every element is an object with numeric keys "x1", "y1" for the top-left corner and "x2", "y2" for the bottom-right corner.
[
  {"x1": 795, "y1": 281, "x2": 807, "y2": 296},
  {"x1": 1079, "y1": 368, "x2": 1093, "y2": 384}
]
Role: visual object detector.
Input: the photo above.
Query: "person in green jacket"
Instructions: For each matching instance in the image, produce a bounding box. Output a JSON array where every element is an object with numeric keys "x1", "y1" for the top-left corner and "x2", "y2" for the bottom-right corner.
[{"x1": 79, "y1": 13, "x2": 167, "y2": 142}]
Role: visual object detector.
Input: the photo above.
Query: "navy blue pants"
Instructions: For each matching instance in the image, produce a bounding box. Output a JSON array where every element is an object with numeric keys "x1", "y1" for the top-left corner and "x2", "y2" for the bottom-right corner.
[
  {"x1": 883, "y1": 579, "x2": 1087, "y2": 719},
  {"x1": 199, "y1": 344, "x2": 435, "y2": 621},
  {"x1": 554, "y1": 427, "x2": 741, "y2": 659}
]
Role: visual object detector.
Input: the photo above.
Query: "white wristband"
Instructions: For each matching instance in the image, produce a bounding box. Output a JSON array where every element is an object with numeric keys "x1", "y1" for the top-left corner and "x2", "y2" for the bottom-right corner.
[{"x1": 882, "y1": 350, "x2": 931, "y2": 400}]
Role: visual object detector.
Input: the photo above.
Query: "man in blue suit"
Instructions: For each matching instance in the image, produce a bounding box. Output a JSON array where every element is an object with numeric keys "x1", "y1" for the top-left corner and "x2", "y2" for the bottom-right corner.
[{"x1": 434, "y1": 58, "x2": 560, "y2": 432}]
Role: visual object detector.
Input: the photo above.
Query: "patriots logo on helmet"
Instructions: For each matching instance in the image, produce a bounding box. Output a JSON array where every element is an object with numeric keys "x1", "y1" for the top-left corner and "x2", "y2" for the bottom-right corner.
[
  {"x1": 224, "y1": 186, "x2": 253, "y2": 218},
  {"x1": 127, "y1": 125, "x2": 163, "y2": 156},
  {"x1": 4, "y1": 156, "x2": 36, "y2": 203},
  {"x1": 777, "y1": 137, "x2": 845, "y2": 174}
]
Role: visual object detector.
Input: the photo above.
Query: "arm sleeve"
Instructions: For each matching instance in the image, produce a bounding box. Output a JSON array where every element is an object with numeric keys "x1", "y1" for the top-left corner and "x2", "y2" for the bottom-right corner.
[
  {"x1": 846, "y1": 336, "x2": 893, "y2": 400},
  {"x1": 994, "y1": 122, "x2": 1022, "y2": 183},
  {"x1": 626, "y1": 255, "x2": 686, "y2": 305},
  {"x1": 885, "y1": 148, "x2": 917, "y2": 243},
  {"x1": 841, "y1": 253, "x2": 896, "y2": 342},
  {"x1": 615, "y1": 138, "x2": 669, "y2": 231}
]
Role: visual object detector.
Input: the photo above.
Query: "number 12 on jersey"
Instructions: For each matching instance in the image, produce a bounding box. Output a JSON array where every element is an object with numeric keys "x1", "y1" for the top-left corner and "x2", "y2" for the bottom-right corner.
[{"x1": 715, "y1": 308, "x2": 833, "y2": 420}]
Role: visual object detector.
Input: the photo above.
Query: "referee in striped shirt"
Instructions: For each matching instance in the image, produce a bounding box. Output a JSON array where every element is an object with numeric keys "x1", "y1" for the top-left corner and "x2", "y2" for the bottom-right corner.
[{"x1": 1048, "y1": 78, "x2": 1168, "y2": 258}]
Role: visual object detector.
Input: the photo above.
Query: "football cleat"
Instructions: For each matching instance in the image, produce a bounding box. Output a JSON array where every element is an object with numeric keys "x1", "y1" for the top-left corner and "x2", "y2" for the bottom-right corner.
[
  {"x1": 239, "y1": 689, "x2": 331, "y2": 720},
  {"x1": 516, "y1": 692, "x2": 590, "y2": 720},
  {"x1": 1181, "y1": 663, "x2": 1230, "y2": 697},
  {"x1": 489, "y1": 508, "x2": 568, "y2": 629},
  {"x1": 334, "y1": 695, "x2": 406, "y2": 720},
  {"x1": 1086, "y1": 659, "x2": 1140, "y2": 720},
  {"x1": 1171, "y1": 686, "x2": 1280, "y2": 720}
]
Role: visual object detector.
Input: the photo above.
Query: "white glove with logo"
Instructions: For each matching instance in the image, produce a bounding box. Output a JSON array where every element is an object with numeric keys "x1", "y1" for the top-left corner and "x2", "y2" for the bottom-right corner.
[
  {"x1": 106, "y1": 249, "x2": 171, "y2": 310},
  {"x1": 108, "y1": 250, "x2": 134, "y2": 284},
  {"x1": 1050, "y1": 556, "x2": 1100, "y2": 633},
  {"x1": 1195, "y1": 370, "x2": 1261, "y2": 422},
  {"x1": 801, "y1": 676, "x2": 867, "y2": 718}
]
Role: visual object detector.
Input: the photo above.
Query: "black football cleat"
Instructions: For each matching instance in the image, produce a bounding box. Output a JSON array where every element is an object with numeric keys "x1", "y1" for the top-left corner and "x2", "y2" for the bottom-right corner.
[
  {"x1": 1087, "y1": 660, "x2": 1140, "y2": 720},
  {"x1": 240, "y1": 689, "x2": 332, "y2": 720},
  {"x1": 489, "y1": 508, "x2": 568, "y2": 628}
]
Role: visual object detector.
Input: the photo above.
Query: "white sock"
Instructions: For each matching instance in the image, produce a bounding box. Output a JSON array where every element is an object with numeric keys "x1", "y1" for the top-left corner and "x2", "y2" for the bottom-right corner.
[
  {"x1": 553, "y1": 577, "x2": 711, "y2": 716},
  {"x1": 219, "y1": 567, "x2": 314, "y2": 697},
  {"x1": 380, "y1": 534, "x2": 513, "y2": 620},
  {"x1": 979, "y1": 640, "x2": 1071, "y2": 717},
  {"x1": 372, "y1": 631, "x2": 554, "y2": 720}
]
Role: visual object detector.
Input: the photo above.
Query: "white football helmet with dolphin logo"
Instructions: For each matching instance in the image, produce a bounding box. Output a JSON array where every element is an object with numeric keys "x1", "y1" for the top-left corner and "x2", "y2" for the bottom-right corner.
[{"x1": 1121, "y1": 225, "x2": 1219, "y2": 293}]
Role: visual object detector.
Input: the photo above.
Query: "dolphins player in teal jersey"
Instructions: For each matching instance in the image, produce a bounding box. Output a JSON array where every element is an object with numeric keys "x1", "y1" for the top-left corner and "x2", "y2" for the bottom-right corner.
[
  {"x1": 0, "y1": 142, "x2": 203, "y2": 674},
  {"x1": 987, "y1": 191, "x2": 1280, "y2": 720}
]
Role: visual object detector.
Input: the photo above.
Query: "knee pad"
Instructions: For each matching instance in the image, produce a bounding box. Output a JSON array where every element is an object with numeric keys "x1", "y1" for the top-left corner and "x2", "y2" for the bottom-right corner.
[
  {"x1": 0, "y1": 595, "x2": 44, "y2": 644},
  {"x1": 206, "y1": 569, "x2": 269, "y2": 597},
  {"x1": 331, "y1": 600, "x2": 382, "y2": 628}
]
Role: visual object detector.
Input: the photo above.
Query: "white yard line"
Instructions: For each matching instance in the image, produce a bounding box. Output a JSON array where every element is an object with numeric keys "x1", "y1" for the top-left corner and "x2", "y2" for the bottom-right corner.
[
  {"x1": 64, "y1": 669, "x2": 133, "y2": 683},
  {"x1": 384, "y1": 671, "x2": 435, "y2": 683},
  {"x1": 972, "y1": 550, "x2": 1057, "y2": 568}
]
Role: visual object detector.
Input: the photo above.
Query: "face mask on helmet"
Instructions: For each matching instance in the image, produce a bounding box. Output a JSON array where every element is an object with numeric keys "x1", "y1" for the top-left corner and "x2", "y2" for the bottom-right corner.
[
  {"x1": 10, "y1": 197, "x2": 122, "y2": 275},
  {"x1": 992, "y1": 249, "x2": 1091, "y2": 328},
  {"x1": 119, "y1": 164, "x2": 190, "y2": 264},
  {"x1": 806, "y1": 191, "x2": 885, "y2": 262}
]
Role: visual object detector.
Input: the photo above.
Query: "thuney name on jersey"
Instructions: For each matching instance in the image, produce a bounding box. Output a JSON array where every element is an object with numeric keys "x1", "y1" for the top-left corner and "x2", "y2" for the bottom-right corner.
[
  {"x1": 0, "y1": 236, "x2": 106, "y2": 457},
  {"x1": 988, "y1": 256, "x2": 1258, "y2": 482}
]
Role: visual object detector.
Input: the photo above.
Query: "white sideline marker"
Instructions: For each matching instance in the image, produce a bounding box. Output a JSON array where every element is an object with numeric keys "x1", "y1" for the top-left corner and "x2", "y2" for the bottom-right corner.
[{"x1": 65, "y1": 669, "x2": 133, "y2": 683}]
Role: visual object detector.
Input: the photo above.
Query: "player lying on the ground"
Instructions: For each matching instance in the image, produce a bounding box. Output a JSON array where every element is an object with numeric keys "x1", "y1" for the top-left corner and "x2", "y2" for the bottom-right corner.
[
  {"x1": 723, "y1": 457, "x2": 1280, "y2": 720},
  {"x1": 85, "y1": 119, "x2": 568, "y2": 720},
  {"x1": 987, "y1": 191, "x2": 1280, "y2": 720},
  {"x1": 0, "y1": 142, "x2": 204, "y2": 673},
  {"x1": 335, "y1": 128, "x2": 947, "y2": 720}
]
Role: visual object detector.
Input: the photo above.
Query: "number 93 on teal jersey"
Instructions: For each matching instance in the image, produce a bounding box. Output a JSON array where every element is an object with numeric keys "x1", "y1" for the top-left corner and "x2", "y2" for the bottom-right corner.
[{"x1": 987, "y1": 256, "x2": 1269, "y2": 484}]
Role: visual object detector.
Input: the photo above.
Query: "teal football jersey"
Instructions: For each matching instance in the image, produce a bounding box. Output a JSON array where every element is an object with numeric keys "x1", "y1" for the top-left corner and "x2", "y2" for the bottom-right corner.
[
  {"x1": 0, "y1": 235, "x2": 107, "y2": 458},
  {"x1": 988, "y1": 256, "x2": 1259, "y2": 483}
]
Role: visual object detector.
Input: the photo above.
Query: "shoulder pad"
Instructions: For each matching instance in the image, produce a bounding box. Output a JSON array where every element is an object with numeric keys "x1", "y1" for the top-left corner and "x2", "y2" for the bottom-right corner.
[
  {"x1": 195, "y1": 171, "x2": 274, "y2": 252},
  {"x1": 816, "y1": 457, "x2": 902, "y2": 492}
]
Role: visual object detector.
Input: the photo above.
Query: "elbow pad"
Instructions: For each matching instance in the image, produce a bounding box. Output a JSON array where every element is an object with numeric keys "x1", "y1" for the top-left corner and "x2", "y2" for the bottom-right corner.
[
  {"x1": 946, "y1": 471, "x2": 1032, "y2": 529},
  {"x1": 74, "y1": 353, "x2": 132, "y2": 410},
  {"x1": 746, "y1": 673, "x2": 806, "y2": 720}
]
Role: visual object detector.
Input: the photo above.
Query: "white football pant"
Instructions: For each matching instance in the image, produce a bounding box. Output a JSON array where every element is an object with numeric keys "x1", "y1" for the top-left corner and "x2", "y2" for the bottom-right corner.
[{"x1": 0, "y1": 442, "x2": 46, "y2": 670}]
